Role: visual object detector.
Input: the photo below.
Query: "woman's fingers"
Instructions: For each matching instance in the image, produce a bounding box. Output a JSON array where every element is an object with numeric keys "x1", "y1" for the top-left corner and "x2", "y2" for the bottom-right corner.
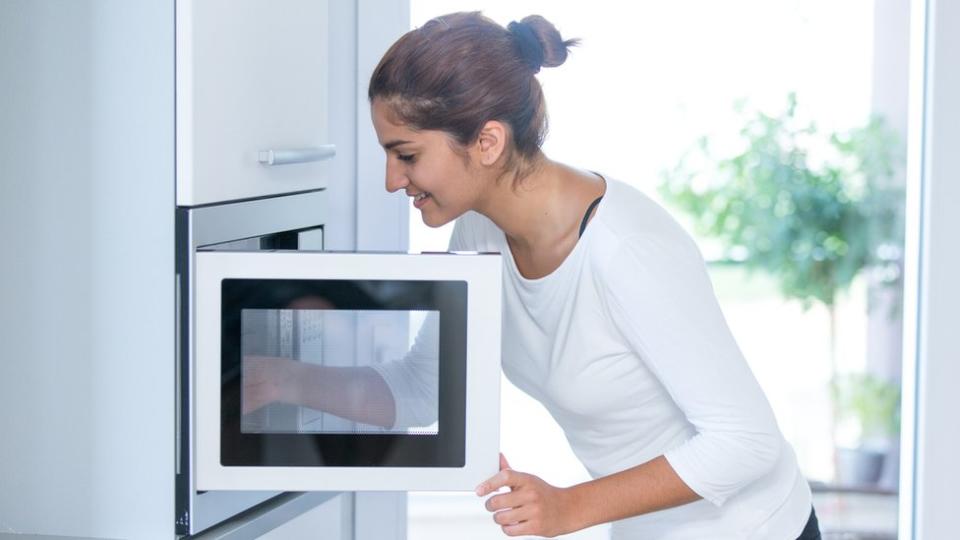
[
  {"x1": 476, "y1": 467, "x2": 528, "y2": 497},
  {"x1": 476, "y1": 458, "x2": 571, "y2": 537},
  {"x1": 478, "y1": 465, "x2": 572, "y2": 537},
  {"x1": 484, "y1": 488, "x2": 532, "y2": 512},
  {"x1": 501, "y1": 521, "x2": 535, "y2": 537},
  {"x1": 492, "y1": 506, "x2": 526, "y2": 526}
]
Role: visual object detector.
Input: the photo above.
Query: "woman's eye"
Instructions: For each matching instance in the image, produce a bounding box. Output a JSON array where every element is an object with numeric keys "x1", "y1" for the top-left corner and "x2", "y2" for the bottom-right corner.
[{"x1": 398, "y1": 154, "x2": 416, "y2": 163}]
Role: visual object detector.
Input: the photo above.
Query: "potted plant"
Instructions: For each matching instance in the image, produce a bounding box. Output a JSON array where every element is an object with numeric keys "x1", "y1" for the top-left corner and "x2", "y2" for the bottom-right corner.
[
  {"x1": 831, "y1": 373, "x2": 901, "y2": 486},
  {"x1": 658, "y1": 93, "x2": 904, "y2": 477}
]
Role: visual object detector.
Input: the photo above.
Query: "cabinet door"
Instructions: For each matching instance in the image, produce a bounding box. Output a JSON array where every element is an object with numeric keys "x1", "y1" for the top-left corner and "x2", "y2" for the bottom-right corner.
[
  {"x1": 177, "y1": 0, "x2": 334, "y2": 206},
  {"x1": 257, "y1": 494, "x2": 351, "y2": 540},
  {"x1": 194, "y1": 251, "x2": 502, "y2": 492}
]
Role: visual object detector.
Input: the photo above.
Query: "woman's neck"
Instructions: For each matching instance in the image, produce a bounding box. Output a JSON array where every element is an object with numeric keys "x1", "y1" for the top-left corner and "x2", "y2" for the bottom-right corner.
[
  {"x1": 473, "y1": 158, "x2": 605, "y2": 278},
  {"x1": 475, "y1": 158, "x2": 571, "y2": 249}
]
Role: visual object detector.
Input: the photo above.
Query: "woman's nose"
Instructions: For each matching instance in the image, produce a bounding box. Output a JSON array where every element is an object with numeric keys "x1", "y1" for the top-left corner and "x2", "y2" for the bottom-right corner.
[{"x1": 385, "y1": 163, "x2": 409, "y2": 193}]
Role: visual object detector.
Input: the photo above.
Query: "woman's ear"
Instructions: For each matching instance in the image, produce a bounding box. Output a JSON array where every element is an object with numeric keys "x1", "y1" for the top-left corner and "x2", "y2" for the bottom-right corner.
[{"x1": 475, "y1": 120, "x2": 509, "y2": 166}]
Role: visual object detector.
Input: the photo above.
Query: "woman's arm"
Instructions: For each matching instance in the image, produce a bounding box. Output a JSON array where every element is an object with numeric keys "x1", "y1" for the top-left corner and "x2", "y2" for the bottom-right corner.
[
  {"x1": 242, "y1": 356, "x2": 396, "y2": 428},
  {"x1": 601, "y1": 231, "x2": 784, "y2": 505},
  {"x1": 562, "y1": 455, "x2": 700, "y2": 529},
  {"x1": 477, "y1": 454, "x2": 700, "y2": 537}
]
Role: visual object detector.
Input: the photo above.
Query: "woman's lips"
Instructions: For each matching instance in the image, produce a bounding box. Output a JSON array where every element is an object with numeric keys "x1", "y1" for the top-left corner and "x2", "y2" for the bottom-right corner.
[{"x1": 413, "y1": 193, "x2": 431, "y2": 209}]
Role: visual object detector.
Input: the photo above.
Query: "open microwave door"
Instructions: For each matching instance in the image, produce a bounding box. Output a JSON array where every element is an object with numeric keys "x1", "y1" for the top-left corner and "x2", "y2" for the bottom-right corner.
[{"x1": 194, "y1": 251, "x2": 501, "y2": 492}]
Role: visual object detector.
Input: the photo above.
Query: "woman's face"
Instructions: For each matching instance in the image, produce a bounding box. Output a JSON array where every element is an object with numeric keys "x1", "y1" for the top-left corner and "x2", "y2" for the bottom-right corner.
[{"x1": 371, "y1": 99, "x2": 485, "y2": 228}]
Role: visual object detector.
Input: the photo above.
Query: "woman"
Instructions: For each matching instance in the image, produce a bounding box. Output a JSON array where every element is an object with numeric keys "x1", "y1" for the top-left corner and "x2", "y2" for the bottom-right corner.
[{"x1": 366, "y1": 11, "x2": 821, "y2": 540}]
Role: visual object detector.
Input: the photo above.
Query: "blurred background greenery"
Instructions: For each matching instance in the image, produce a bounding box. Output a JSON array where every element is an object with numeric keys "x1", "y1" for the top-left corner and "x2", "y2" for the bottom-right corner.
[{"x1": 659, "y1": 93, "x2": 905, "y2": 488}]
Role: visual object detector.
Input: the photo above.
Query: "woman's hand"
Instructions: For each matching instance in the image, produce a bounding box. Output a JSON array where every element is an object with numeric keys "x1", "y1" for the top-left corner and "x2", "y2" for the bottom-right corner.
[
  {"x1": 241, "y1": 356, "x2": 301, "y2": 415},
  {"x1": 476, "y1": 454, "x2": 577, "y2": 538}
]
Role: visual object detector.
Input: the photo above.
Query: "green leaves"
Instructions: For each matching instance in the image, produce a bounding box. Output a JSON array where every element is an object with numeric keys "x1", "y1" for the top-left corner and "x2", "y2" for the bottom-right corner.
[
  {"x1": 831, "y1": 373, "x2": 901, "y2": 439},
  {"x1": 659, "y1": 94, "x2": 903, "y2": 310}
]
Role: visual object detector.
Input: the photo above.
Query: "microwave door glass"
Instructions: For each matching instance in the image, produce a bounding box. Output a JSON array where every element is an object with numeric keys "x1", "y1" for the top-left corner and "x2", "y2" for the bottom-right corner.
[
  {"x1": 239, "y1": 307, "x2": 439, "y2": 436},
  {"x1": 219, "y1": 278, "x2": 467, "y2": 469}
]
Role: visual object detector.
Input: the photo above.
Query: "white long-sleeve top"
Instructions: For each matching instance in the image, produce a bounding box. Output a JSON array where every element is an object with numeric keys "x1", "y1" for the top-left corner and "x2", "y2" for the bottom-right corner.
[{"x1": 454, "y1": 178, "x2": 810, "y2": 539}]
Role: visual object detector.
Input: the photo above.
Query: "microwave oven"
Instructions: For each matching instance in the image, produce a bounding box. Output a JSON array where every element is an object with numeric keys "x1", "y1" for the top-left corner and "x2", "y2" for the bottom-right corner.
[{"x1": 176, "y1": 190, "x2": 502, "y2": 534}]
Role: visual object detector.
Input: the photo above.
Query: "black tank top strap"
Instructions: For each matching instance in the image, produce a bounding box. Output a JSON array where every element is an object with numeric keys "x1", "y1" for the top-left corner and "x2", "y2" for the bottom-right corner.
[{"x1": 578, "y1": 195, "x2": 604, "y2": 238}]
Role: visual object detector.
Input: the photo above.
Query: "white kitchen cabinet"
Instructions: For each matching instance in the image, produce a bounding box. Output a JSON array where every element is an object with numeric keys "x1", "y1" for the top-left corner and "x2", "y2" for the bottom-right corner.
[
  {"x1": 2, "y1": 0, "x2": 416, "y2": 537},
  {"x1": 258, "y1": 494, "x2": 352, "y2": 540},
  {"x1": 176, "y1": 0, "x2": 335, "y2": 206}
]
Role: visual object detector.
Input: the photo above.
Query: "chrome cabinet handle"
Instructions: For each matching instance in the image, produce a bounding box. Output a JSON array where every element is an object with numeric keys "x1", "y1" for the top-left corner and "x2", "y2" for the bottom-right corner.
[{"x1": 257, "y1": 145, "x2": 336, "y2": 166}]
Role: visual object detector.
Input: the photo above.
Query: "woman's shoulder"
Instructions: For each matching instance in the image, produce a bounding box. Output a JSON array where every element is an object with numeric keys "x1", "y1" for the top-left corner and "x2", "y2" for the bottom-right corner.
[
  {"x1": 598, "y1": 178, "x2": 679, "y2": 235},
  {"x1": 594, "y1": 178, "x2": 695, "y2": 247},
  {"x1": 589, "y1": 177, "x2": 705, "y2": 276}
]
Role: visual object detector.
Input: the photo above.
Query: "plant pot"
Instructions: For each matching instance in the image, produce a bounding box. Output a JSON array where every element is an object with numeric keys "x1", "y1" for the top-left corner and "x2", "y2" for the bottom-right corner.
[{"x1": 836, "y1": 446, "x2": 885, "y2": 486}]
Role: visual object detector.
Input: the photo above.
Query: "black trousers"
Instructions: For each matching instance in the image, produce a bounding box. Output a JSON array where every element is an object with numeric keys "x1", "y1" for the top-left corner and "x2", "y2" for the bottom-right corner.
[{"x1": 796, "y1": 507, "x2": 822, "y2": 540}]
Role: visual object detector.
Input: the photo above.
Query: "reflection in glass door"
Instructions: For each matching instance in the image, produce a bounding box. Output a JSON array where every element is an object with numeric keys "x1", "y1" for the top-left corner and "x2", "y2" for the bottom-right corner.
[{"x1": 240, "y1": 308, "x2": 439, "y2": 435}]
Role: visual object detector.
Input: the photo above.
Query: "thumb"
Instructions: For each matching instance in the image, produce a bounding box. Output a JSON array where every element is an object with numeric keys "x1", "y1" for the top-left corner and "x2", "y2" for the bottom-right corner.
[{"x1": 499, "y1": 453, "x2": 511, "y2": 471}]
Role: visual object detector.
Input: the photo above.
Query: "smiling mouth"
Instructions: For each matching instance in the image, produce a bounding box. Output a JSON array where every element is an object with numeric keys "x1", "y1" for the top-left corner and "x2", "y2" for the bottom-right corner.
[{"x1": 411, "y1": 192, "x2": 432, "y2": 209}]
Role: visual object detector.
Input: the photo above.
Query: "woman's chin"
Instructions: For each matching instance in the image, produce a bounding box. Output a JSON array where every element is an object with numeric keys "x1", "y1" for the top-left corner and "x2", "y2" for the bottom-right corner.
[{"x1": 420, "y1": 210, "x2": 453, "y2": 229}]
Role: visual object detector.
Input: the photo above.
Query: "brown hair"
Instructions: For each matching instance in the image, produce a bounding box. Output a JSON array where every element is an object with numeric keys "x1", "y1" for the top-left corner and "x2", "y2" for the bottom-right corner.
[{"x1": 368, "y1": 12, "x2": 578, "y2": 179}]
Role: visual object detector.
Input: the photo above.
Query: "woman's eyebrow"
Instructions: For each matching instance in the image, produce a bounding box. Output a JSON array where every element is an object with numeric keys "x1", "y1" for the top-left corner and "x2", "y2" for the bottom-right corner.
[{"x1": 383, "y1": 139, "x2": 413, "y2": 150}]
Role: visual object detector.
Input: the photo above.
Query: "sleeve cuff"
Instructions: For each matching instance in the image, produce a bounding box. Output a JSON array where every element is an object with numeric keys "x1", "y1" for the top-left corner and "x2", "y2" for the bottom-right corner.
[
  {"x1": 368, "y1": 361, "x2": 438, "y2": 430},
  {"x1": 664, "y1": 444, "x2": 728, "y2": 507}
]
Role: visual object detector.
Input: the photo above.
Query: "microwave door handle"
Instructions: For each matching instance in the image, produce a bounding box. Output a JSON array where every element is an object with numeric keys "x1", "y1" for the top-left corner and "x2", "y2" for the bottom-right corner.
[{"x1": 258, "y1": 145, "x2": 336, "y2": 166}]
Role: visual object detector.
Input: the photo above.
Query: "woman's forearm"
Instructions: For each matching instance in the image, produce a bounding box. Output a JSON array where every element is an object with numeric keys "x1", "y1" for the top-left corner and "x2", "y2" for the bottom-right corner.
[
  {"x1": 563, "y1": 455, "x2": 701, "y2": 532},
  {"x1": 280, "y1": 363, "x2": 397, "y2": 428}
]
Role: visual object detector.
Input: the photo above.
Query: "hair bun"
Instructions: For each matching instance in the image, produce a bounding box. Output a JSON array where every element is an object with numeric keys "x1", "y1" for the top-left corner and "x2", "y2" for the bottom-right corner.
[
  {"x1": 508, "y1": 21, "x2": 546, "y2": 72},
  {"x1": 512, "y1": 15, "x2": 579, "y2": 72}
]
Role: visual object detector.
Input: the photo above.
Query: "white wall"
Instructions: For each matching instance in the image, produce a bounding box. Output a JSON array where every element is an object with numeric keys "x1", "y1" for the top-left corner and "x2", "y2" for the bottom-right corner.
[
  {"x1": 356, "y1": 0, "x2": 411, "y2": 252},
  {"x1": 902, "y1": 0, "x2": 960, "y2": 537},
  {"x1": 353, "y1": 2, "x2": 411, "y2": 539},
  {"x1": 0, "y1": 0, "x2": 175, "y2": 537}
]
